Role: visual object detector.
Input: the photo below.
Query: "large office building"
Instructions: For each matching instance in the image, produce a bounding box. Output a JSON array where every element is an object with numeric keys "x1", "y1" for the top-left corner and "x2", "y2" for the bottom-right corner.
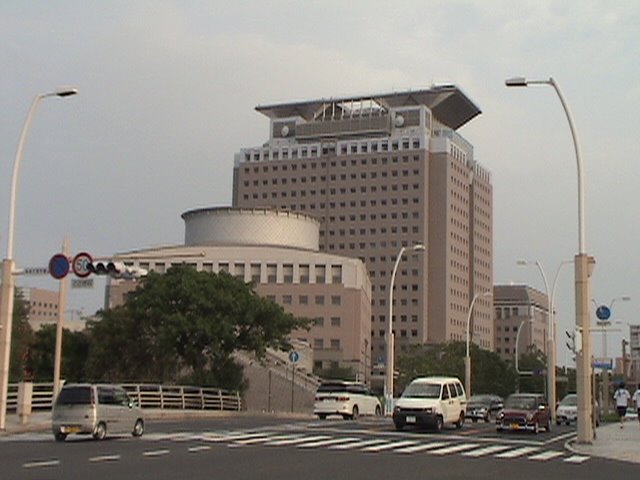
[
  {"x1": 232, "y1": 86, "x2": 494, "y2": 374},
  {"x1": 493, "y1": 284, "x2": 549, "y2": 363}
]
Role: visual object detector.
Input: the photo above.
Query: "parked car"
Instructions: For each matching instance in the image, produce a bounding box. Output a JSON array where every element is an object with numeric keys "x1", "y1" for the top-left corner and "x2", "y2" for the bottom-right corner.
[
  {"x1": 393, "y1": 376, "x2": 467, "y2": 432},
  {"x1": 496, "y1": 393, "x2": 551, "y2": 433},
  {"x1": 313, "y1": 381, "x2": 382, "y2": 420},
  {"x1": 52, "y1": 383, "x2": 145, "y2": 441},
  {"x1": 465, "y1": 394, "x2": 503, "y2": 423}
]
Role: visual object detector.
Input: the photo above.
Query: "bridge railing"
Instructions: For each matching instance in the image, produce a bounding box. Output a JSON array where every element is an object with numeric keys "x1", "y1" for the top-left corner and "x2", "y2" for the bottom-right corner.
[{"x1": 6, "y1": 382, "x2": 241, "y2": 412}]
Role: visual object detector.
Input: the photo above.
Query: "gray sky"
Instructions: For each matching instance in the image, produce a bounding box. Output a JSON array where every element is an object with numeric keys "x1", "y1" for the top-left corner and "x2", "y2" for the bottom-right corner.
[{"x1": 1, "y1": 1, "x2": 638, "y2": 365}]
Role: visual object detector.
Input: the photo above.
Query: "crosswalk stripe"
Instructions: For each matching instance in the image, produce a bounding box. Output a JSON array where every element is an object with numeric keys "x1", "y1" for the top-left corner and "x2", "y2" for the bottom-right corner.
[
  {"x1": 361, "y1": 440, "x2": 417, "y2": 452},
  {"x1": 495, "y1": 446, "x2": 539, "y2": 458},
  {"x1": 297, "y1": 437, "x2": 359, "y2": 448},
  {"x1": 328, "y1": 438, "x2": 387, "y2": 450},
  {"x1": 429, "y1": 443, "x2": 480, "y2": 455},
  {"x1": 265, "y1": 435, "x2": 328, "y2": 446},
  {"x1": 234, "y1": 434, "x2": 302, "y2": 445},
  {"x1": 394, "y1": 441, "x2": 449, "y2": 454},
  {"x1": 201, "y1": 431, "x2": 270, "y2": 442},
  {"x1": 528, "y1": 450, "x2": 564, "y2": 461},
  {"x1": 564, "y1": 455, "x2": 590, "y2": 464},
  {"x1": 462, "y1": 445, "x2": 512, "y2": 457}
]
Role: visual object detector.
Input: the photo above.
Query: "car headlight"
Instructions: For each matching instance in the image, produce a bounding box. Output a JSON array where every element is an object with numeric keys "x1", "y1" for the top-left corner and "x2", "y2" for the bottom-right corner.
[
  {"x1": 497, "y1": 412, "x2": 504, "y2": 420},
  {"x1": 526, "y1": 413, "x2": 534, "y2": 421},
  {"x1": 478, "y1": 407, "x2": 487, "y2": 413}
]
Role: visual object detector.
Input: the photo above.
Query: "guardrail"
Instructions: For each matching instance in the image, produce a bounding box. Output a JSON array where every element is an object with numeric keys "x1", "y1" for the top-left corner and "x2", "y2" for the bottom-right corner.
[{"x1": 6, "y1": 382, "x2": 241, "y2": 412}]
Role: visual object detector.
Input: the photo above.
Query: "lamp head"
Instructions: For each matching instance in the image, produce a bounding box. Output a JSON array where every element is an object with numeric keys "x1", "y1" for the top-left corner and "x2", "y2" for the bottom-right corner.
[
  {"x1": 505, "y1": 77, "x2": 528, "y2": 87},
  {"x1": 55, "y1": 87, "x2": 79, "y2": 97},
  {"x1": 412, "y1": 244, "x2": 426, "y2": 252}
]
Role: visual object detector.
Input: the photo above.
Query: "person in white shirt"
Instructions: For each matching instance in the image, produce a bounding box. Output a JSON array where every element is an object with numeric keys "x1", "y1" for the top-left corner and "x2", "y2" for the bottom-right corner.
[
  {"x1": 613, "y1": 382, "x2": 631, "y2": 428},
  {"x1": 633, "y1": 386, "x2": 640, "y2": 425}
]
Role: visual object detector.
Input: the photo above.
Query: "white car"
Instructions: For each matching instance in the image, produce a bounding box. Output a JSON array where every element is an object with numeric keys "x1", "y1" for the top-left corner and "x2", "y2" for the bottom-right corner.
[
  {"x1": 556, "y1": 393, "x2": 600, "y2": 426},
  {"x1": 314, "y1": 381, "x2": 382, "y2": 420}
]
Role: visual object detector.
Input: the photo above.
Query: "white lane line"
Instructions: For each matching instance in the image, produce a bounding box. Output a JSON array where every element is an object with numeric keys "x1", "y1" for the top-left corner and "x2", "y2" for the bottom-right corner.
[
  {"x1": 361, "y1": 440, "x2": 417, "y2": 452},
  {"x1": 265, "y1": 435, "x2": 327, "y2": 446},
  {"x1": 394, "y1": 441, "x2": 449, "y2": 454},
  {"x1": 564, "y1": 455, "x2": 590, "y2": 464},
  {"x1": 297, "y1": 437, "x2": 359, "y2": 448},
  {"x1": 143, "y1": 449, "x2": 170, "y2": 457},
  {"x1": 495, "y1": 446, "x2": 539, "y2": 458},
  {"x1": 528, "y1": 450, "x2": 564, "y2": 461},
  {"x1": 188, "y1": 445, "x2": 212, "y2": 453},
  {"x1": 429, "y1": 443, "x2": 480, "y2": 455},
  {"x1": 461, "y1": 445, "x2": 512, "y2": 457},
  {"x1": 89, "y1": 454, "x2": 121, "y2": 463},
  {"x1": 328, "y1": 438, "x2": 387, "y2": 450},
  {"x1": 23, "y1": 459, "x2": 60, "y2": 468},
  {"x1": 234, "y1": 434, "x2": 301, "y2": 445},
  {"x1": 204, "y1": 432, "x2": 271, "y2": 442}
]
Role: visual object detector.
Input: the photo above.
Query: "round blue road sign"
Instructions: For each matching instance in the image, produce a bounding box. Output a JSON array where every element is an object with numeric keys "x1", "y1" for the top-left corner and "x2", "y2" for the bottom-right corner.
[
  {"x1": 49, "y1": 253, "x2": 70, "y2": 280},
  {"x1": 289, "y1": 351, "x2": 300, "y2": 363},
  {"x1": 595, "y1": 305, "x2": 611, "y2": 321}
]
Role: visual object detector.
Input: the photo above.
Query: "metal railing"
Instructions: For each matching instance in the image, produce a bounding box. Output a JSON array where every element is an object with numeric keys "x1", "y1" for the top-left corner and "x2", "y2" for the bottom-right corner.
[{"x1": 6, "y1": 382, "x2": 241, "y2": 412}]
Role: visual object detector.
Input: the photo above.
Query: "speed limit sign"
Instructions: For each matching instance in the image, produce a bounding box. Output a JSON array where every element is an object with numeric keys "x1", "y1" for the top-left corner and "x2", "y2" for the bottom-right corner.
[{"x1": 72, "y1": 252, "x2": 93, "y2": 278}]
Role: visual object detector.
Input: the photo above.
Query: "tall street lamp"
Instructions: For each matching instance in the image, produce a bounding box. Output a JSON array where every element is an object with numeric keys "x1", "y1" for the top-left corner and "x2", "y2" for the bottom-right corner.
[
  {"x1": 386, "y1": 243, "x2": 425, "y2": 415},
  {"x1": 465, "y1": 291, "x2": 492, "y2": 397},
  {"x1": 506, "y1": 76, "x2": 594, "y2": 443},
  {"x1": 0, "y1": 87, "x2": 78, "y2": 430},
  {"x1": 517, "y1": 259, "x2": 572, "y2": 421}
]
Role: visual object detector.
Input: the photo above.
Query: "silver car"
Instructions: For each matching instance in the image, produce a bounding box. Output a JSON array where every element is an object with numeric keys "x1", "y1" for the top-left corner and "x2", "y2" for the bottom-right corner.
[{"x1": 52, "y1": 383, "x2": 144, "y2": 441}]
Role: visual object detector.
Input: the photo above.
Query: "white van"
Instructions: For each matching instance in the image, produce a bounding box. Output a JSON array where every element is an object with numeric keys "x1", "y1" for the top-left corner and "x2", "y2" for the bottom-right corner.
[
  {"x1": 52, "y1": 383, "x2": 144, "y2": 441},
  {"x1": 392, "y1": 376, "x2": 467, "y2": 432}
]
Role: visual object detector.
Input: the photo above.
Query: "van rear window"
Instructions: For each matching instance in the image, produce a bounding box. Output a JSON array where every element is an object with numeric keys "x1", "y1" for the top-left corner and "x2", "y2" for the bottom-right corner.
[{"x1": 56, "y1": 387, "x2": 92, "y2": 405}]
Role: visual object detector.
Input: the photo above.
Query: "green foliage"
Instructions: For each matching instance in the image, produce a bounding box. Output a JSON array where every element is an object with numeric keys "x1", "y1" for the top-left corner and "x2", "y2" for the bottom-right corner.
[
  {"x1": 396, "y1": 341, "x2": 518, "y2": 398},
  {"x1": 86, "y1": 266, "x2": 310, "y2": 391},
  {"x1": 516, "y1": 346, "x2": 546, "y2": 393},
  {"x1": 29, "y1": 325, "x2": 90, "y2": 382},
  {"x1": 9, "y1": 290, "x2": 33, "y2": 381}
]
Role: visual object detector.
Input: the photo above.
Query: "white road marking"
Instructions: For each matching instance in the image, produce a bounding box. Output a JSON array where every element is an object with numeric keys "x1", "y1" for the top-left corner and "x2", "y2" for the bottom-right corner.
[
  {"x1": 297, "y1": 437, "x2": 359, "y2": 448},
  {"x1": 494, "y1": 446, "x2": 539, "y2": 458},
  {"x1": 233, "y1": 434, "x2": 301, "y2": 445},
  {"x1": 89, "y1": 454, "x2": 121, "y2": 462},
  {"x1": 461, "y1": 445, "x2": 512, "y2": 457},
  {"x1": 328, "y1": 438, "x2": 387, "y2": 450},
  {"x1": 394, "y1": 441, "x2": 449, "y2": 453},
  {"x1": 563, "y1": 455, "x2": 590, "y2": 464},
  {"x1": 188, "y1": 445, "x2": 211, "y2": 453},
  {"x1": 265, "y1": 435, "x2": 328, "y2": 446},
  {"x1": 528, "y1": 450, "x2": 564, "y2": 461},
  {"x1": 143, "y1": 449, "x2": 170, "y2": 457},
  {"x1": 429, "y1": 443, "x2": 480, "y2": 455},
  {"x1": 23, "y1": 459, "x2": 60, "y2": 468},
  {"x1": 361, "y1": 440, "x2": 417, "y2": 452}
]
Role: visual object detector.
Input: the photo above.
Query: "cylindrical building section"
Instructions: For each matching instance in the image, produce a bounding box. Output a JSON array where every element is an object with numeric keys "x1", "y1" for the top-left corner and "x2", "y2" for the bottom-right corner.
[{"x1": 181, "y1": 207, "x2": 320, "y2": 250}]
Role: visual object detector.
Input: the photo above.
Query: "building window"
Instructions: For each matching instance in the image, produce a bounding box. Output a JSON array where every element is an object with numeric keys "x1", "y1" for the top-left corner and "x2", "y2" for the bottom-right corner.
[
  {"x1": 331, "y1": 295, "x2": 341, "y2": 306},
  {"x1": 250, "y1": 263, "x2": 261, "y2": 283},
  {"x1": 218, "y1": 262, "x2": 229, "y2": 274},
  {"x1": 315, "y1": 265, "x2": 326, "y2": 283},
  {"x1": 315, "y1": 295, "x2": 325, "y2": 305},
  {"x1": 313, "y1": 317, "x2": 324, "y2": 327},
  {"x1": 283, "y1": 295, "x2": 292, "y2": 305},
  {"x1": 299, "y1": 295, "x2": 308, "y2": 305},
  {"x1": 330, "y1": 339, "x2": 341, "y2": 350},
  {"x1": 314, "y1": 338, "x2": 324, "y2": 349},
  {"x1": 266, "y1": 263, "x2": 277, "y2": 283},
  {"x1": 283, "y1": 264, "x2": 293, "y2": 283},
  {"x1": 331, "y1": 317, "x2": 341, "y2": 327}
]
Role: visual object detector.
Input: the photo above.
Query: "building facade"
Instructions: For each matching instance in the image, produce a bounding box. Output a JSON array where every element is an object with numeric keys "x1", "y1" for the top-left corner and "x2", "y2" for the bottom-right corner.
[
  {"x1": 493, "y1": 285, "x2": 549, "y2": 364},
  {"x1": 106, "y1": 207, "x2": 372, "y2": 381},
  {"x1": 17, "y1": 287, "x2": 85, "y2": 332},
  {"x1": 231, "y1": 87, "x2": 494, "y2": 374}
]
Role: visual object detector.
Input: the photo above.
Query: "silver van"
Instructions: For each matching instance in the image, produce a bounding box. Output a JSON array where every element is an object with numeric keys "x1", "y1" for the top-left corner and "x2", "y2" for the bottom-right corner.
[{"x1": 52, "y1": 383, "x2": 144, "y2": 441}]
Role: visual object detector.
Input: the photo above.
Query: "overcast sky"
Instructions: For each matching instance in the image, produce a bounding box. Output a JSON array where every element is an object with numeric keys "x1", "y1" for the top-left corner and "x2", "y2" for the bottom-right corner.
[{"x1": 1, "y1": 1, "x2": 638, "y2": 365}]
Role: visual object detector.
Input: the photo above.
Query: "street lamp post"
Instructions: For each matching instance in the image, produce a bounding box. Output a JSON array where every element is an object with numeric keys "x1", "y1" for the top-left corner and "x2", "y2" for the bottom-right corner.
[
  {"x1": 386, "y1": 243, "x2": 425, "y2": 415},
  {"x1": 517, "y1": 259, "x2": 572, "y2": 420},
  {"x1": 465, "y1": 291, "x2": 492, "y2": 397},
  {"x1": 506, "y1": 76, "x2": 594, "y2": 443},
  {"x1": 0, "y1": 88, "x2": 77, "y2": 431}
]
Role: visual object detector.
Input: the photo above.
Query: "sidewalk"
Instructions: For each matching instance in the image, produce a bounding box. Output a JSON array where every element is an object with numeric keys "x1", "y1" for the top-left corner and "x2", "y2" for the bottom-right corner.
[{"x1": 567, "y1": 418, "x2": 640, "y2": 464}]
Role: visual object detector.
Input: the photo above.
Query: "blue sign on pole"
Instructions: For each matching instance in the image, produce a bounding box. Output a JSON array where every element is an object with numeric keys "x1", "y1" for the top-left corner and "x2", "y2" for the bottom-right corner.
[
  {"x1": 48, "y1": 254, "x2": 70, "y2": 280},
  {"x1": 289, "y1": 351, "x2": 300, "y2": 363},
  {"x1": 595, "y1": 305, "x2": 611, "y2": 321}
]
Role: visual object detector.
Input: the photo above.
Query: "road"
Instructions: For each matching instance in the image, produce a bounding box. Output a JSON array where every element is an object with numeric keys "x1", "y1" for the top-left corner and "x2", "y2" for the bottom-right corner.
[{"x1": 1, "y1": 416, "x2": 635, "y2": 479}]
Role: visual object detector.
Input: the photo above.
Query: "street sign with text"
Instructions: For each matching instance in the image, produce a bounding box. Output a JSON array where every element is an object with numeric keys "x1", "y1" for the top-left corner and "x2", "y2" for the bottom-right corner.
[{"x1": 71, "y1": 278, "x2": 94, "y2": 289}]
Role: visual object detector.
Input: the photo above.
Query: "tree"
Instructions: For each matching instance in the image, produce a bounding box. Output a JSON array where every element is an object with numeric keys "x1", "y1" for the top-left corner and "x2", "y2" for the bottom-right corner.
[
  {"x1": 9, "y1": 289, "x2": 33, "y2": 381},
  {"x1": 86, "y1": 266, "x2": 310, "y2": 391},
  {"x1": 396, "y1": 341, "x2": 517, "y2": 398},
  {"x1": 516, "y1": 346, "x2": 546, "y2": 393},
  {"x1": 29, "y1": 325, "x2": 90, "y2": 382}
]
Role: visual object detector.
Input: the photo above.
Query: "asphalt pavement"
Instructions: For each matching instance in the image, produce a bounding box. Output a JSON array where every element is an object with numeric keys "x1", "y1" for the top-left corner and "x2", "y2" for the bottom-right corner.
[{"x1": 2, "y1": 409, "x2": 639, "y2": 465}]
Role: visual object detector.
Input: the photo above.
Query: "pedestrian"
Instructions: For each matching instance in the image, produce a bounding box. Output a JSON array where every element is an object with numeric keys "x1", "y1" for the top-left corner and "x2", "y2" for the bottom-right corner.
[
  {"x1": 633, "y1": 385, "x2": 640, "y2": 425},
  {"x1": 613, "y1": 382, "x2": 631, "y2": 428}
]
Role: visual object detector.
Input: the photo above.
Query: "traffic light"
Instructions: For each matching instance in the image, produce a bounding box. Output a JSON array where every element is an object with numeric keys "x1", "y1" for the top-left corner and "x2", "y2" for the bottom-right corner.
[
  {"x1": 565, "y1": 328, "x2": 583, "y2": 354},
  {"x1": 86, "y1": 261, "x2": 147, "y2": 278}
]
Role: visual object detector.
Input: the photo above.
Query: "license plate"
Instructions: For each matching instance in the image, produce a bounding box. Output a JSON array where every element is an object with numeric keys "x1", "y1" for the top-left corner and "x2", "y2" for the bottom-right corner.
[
  {"x1": 62, "y1": 426, "x2": 80, "y2": 434},
  {"x1": 406, "y1": 416, "x2": 416, "y2": 424},
  {"x1": 509, "y1": 423, "x2": 519, "y2": 430}
]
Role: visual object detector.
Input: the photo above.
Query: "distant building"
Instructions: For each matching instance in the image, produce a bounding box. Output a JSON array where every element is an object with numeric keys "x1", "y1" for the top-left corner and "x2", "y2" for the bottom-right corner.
[
  {"x1": 231, "y1": 86, "x2": 494, "y2": 376},
  {"x1": 493, "y1": 285, "x2": 549, "y2": 363},
  {"x1": 17, "y1": 287, "x2": 85, "y2": 331},
  {"x1": 106, "y1": 207, "x2": 372, "y2": 382}
]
